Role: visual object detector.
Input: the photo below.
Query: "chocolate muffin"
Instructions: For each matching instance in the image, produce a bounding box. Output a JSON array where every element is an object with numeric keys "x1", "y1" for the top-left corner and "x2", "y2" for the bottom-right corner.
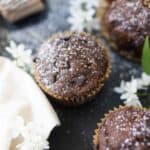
[
  {"x1": 93, "y1": 106, "x2": 150, "y2": 150},
  {"x1": 34, "y1": 32, "x2": 111, "y2": 105},
  {"x1": 99, "y1": 0, "x2": 150, "y2": 61}
]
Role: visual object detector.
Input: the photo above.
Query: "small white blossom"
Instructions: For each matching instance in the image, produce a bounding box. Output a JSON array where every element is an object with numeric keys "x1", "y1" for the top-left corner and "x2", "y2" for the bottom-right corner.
[
  {"x1": 114, "y1": 72, "x2": 150, "y2": 108},
  {"x1": 5, "y1": 41, "x2": 33, "y2": 73},
  {"x1": 120, "y1": 92, "x2": 137, "y2": 101},
  {"x1": 84, "y1": 18, "x2": 100, "y2": 32},
  {"x1": 68, "y1": 0, "x2": 100, "y2": 32},
  {"x1": 124, "y1": 79, "x2": 138, "y2": 94},
  {"x1": 12, "y1": 117, "x2": 49, "y2": 150},
  {"x1": 85, "y1": 0, "x2": 99, "y2": 9},
  {"x1": 68, "y1": 9, "x2": 94, "y2": 32},
  {"x1": 141, "y1": 72, "x2": 150, "y2": 86},
  {"x1": 114, "y1": 80, "x2": 126, "y2": 94},
  {"x1": 124, "y1": 95, "x2": 142, "y2": 108},
  {"x1": 69, "y1": 0, "x2": 99, "y2": 10}
]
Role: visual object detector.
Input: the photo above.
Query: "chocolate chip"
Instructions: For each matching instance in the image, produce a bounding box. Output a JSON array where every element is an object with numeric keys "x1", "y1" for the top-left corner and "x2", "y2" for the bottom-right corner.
[
  {"x1": 49, "y1": 73, "x2": 57, "y2": 83},
  {"x1": 72, "y1": 75, "x2": 86, "y2": 86},
  {"x1": 61, "y1": 35, "x2": 70, "y2": 41},
  {"x1": 33, "y1": 57, "x2": 40, "y2": 63},
  {"x1": 80, "y1": 38, "x2": 88, "y2": 44}
]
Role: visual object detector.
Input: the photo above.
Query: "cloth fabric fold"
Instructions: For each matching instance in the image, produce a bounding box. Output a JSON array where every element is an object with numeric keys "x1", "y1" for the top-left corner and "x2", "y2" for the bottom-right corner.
[{"x1": 0, "y1": 57, "x2": 60, "y2": 150}]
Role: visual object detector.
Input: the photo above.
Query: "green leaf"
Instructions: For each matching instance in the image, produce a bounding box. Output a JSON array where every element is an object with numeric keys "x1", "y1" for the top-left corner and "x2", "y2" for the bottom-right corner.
[{"x1": 142, "y1": 36, "x2": 150, "y2": 74}]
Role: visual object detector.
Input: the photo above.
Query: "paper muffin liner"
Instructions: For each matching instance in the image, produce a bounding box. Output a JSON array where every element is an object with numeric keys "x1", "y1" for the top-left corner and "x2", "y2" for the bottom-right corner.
[
  {"x1": 33, "y1": 31, "x2": 111, "y2": 106},
  {"x1": 97, "y1": 0, "x2": 140, "y2": 62},
  {"x1": 34, "y1": 61, "x2": 111, "y2": 106},
  {"x1": 93, "y1": 105, "x2": 147, "y2": 149}
]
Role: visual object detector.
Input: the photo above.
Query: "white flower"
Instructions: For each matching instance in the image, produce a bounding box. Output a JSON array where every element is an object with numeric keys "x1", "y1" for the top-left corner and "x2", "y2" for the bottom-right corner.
[
  {"x1": 124, "y1": 79, "x2": 138, "y2": 94},
  {"x1": 70, "y1": 0, "x2": 99, "y2": 11},
  {"x1": 85, "y1": 18, "x2": 100, "y2": 32},
  {"x1": 68, "y1": 0, "x2": 100, "y2": 32},
  {"x1": 114, "y1": 80, "x2": 126, "y2": 94},
  {"x1": 85, "y1": 0, "x2": 99, "y2": 9},
  {"x1": 12, "y1": 117, "x2": 49, "y2": 150},
  {"x1": 68, "y1": 16, "x2": 85, "y2": 32},
  {"x1": 114, "y1": 72, "x2": 150, "y2": 108},
  {"x1": 141, "y1": 72, "x2": 150, "y2": 86},
  {"x1": 68, "y1": 9, "x2": 94, "y2": 32},
  {"x1": 121, "y1": 92, "x2": 138, "y2": 101},
  {"x1": 70, "y1": 0, "x2": 99, "y2": 10},
  {"x1": 124, "y1": 96, "x2": 142, "y2": 108},
  {"x1": 114, "y1": 79, "x2": 138, "y2": 94},
  {"x1": 120, "y1": 90, "x2": 142, "y2": 108},
  {"x1": 70, "y1": 7, "x2": 95, "y2": 21},
  {"x1": 5, "y1": 41, "x2": 33, "y2": 73}
]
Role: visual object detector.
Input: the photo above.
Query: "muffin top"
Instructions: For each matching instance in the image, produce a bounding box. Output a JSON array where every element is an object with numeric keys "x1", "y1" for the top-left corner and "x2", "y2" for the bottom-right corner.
[
  {"x1": 34, "y1": 32, "x2": 109, "y2": 98},
  {"x1": 104, "y1": 0, "x2": 150, "y2": 56},
  {"x1": 97, "y1": 107, "x2": 150, "y2": 150}
]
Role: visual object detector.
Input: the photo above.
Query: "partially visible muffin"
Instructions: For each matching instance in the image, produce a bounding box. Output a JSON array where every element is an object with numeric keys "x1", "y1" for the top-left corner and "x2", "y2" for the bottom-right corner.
[
  {"x1": 93, "y1": 106, "x2": 150, "y2": 150},
  {"x1": 34, "y1": 32, "x2": 111, "y2": 105},
  {"x1": 99, "y1": 0, "x2": 150, "y2": 61}
]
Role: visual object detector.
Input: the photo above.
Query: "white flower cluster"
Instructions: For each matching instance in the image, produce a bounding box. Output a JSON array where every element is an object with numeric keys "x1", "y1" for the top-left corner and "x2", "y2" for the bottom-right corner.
[
  {"x1": 114, "y1": 73, "x2": 150, "y2": 108},
  {"x1": 5, "y1": 41, "x2": 33, "y2": 74},
  {"x1": 67, "y1": 0, "x2": 100, "y2": 32},
  {"x1": 12, "y1": 116, "x2": 49, "y2": 150}
]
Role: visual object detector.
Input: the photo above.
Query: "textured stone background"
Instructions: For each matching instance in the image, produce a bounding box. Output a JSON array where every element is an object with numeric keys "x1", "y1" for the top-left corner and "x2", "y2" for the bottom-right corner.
[{"x1": 0, "y1": 0, "x2": 148, "y2": 150}]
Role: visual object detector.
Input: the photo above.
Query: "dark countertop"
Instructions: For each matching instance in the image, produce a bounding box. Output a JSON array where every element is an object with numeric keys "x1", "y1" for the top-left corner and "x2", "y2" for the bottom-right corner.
[{"x1": 0, "y1": 0, "x2": 147, "y2": 150}]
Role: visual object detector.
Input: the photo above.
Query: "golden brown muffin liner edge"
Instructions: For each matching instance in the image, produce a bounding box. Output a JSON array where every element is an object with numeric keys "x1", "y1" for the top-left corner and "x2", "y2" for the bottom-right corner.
[{"x1": 34, "y1": 61, "x2": 111, "y2": 106}]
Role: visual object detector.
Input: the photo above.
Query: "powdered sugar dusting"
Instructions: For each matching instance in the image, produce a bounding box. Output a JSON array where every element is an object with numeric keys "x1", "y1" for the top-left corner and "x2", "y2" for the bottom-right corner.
[
  {"x1": 99, "y1": 107, "x2": 150, "y2": 150},
  {"x1": 34, "y1": 32, "x2": 108, "y2": 97},
  {"x1": 121, "y1": 111, "x2": 150, "y2": 149},
  {"x1": 107, "y1": 0, "x2": 150, "y2": 34}
]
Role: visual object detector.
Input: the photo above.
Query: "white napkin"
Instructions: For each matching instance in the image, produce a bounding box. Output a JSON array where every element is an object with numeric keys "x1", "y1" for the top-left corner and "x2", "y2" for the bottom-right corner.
[{"x1": 0, "y1": 57, "x2": 60, "y2": 150}]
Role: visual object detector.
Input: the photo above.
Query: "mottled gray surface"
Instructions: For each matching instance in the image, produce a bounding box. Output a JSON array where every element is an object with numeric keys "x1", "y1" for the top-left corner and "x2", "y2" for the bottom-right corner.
[{"x1": 0, "y1": 0, "x2": 148, "y2": 150}]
